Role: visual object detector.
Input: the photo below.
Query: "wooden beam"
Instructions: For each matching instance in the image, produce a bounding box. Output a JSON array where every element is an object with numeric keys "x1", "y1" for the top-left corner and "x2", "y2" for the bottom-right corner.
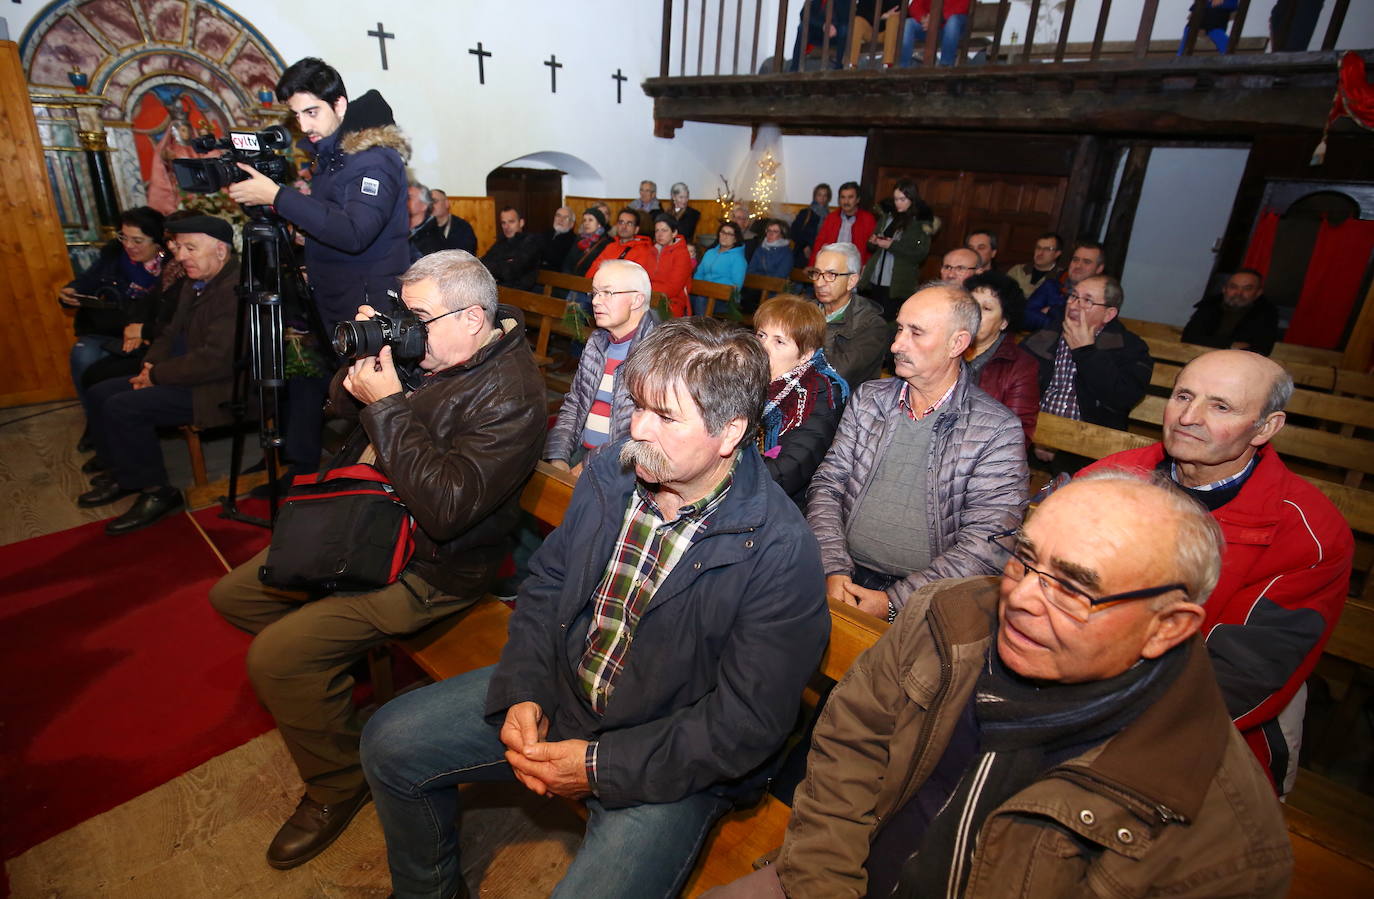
[
  {"x1": 1323, "y1": 0, "x2": 1351, "y2": 52},
  {"x1": 1341, "y1": 278, "x2": 1374, "y2": 373},
  {"x1": 1091, "y1": 0, "x2": 1112, "y2": 62},
  {"x1": 1054, "y1": 0, "x2": 1078, "y2": 64},
  {"x1": 772, "y1": 0, "x2": 789, "y2": 73},
  {"x1": 1102, "y1": 143, "x2": 1151, "y2": 277},
  {"x1": 1134, "y1": 0, "x2": 1160, "y2": 59},
  {"x1": 925, "y1": 0, "x2": 944, "y2": 68},
  {"x1": 1022, "y1": 0, "x2": 1042, "y2": 64},
  {"x1": 1225, "y1": 0, "x2": 1253, "y2": 56},
  {"x1": 990, "y1": 0, "x2": 1012, "y2": 64},
  {"x1": 661, "y1": 0, "x2": 674, "y2": 77}
]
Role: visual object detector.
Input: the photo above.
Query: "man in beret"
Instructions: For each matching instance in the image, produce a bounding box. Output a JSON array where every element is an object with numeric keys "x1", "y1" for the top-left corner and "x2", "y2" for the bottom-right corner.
[{"x1": 78, "y1": 214, "x2": 241, "y2": 534}]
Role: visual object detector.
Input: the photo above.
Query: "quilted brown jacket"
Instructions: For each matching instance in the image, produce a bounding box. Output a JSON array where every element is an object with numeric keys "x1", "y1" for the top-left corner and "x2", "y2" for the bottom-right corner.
[
  {"x1": 776, "y1": 577, "x2": 1293, "y2": 898},
  {"x1": 805, "y1": 368, "x2": 1027, "y2": 611}
]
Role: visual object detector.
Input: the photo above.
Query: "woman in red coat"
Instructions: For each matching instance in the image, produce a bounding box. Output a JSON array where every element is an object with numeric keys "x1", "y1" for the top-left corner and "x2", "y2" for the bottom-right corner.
[
  {"x1": 963, "y1": 270, "x2": 1038, "y2": 447},
  {"x1": 648, "y1": 213, "x2": 694, "y2": 317}
]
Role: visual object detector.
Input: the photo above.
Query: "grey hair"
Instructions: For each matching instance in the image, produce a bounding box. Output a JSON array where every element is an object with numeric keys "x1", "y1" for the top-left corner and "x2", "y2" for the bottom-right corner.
[
  {"x1": 1260, "y1": 367, "x2": 1295, "y2": 421},
  {"x1": 913, "y1": 280, "x2": 981, "y2": 344},
  {"x1": 818, "y1": 242, "x2": 862, "y2": 278},
  {"x1": 670, "y1": 182, "x2": 689, "y2": 198},
  {"x1": 1072, "y1": 469, "x2": 1224, "y2": 607},
  {"x1": 409, "y1": 178, "x2": 429, "y2": 199},
  {"x1": 618, "y1": 317, "x2": 770, "y2": 436},
  {"x1": 640, "y1": 179, "x2": 657, "y2": 195},
  {"x1": 1088, "y1": 275, "x2": 1125, "y2": 310},
  {"x1": 400, "y1": 249, "x2": 497, "y2": 324},
  {"x1": 597, "y1": 259, "x2": 651, "y2": 300}
]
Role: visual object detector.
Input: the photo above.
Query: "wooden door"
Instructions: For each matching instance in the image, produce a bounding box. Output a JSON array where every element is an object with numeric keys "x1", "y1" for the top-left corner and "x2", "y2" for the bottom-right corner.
[
  {"x1": 485, "y1": 168, "x2": 564, "y2": 238},
  {"x1": 0, "y1": 41, "x2": 77, "y2": 408},
  {"x1": 875, "y1": 167, "x2": 1067, "y2": 282}
]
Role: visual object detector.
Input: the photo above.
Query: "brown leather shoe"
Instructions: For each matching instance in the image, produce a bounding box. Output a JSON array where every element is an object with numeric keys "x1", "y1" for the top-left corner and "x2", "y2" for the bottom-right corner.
[{"x1": 266, "y1": 788, "x2": 371, "y2": 870}]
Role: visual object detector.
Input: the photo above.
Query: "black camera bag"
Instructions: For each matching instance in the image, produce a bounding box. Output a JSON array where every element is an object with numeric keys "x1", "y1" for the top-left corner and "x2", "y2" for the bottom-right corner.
[{"x1": 258, "y1": 464, "x2": 416, "y2": 593}]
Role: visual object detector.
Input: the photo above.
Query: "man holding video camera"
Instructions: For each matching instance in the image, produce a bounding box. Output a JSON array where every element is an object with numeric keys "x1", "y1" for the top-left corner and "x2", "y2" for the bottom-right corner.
[
  {"x1": 210, "y1": 249, "x2": 546, "y2": 870},
  {"x1": 226, "y1": 56, "x2": 411, "y2": 480}
]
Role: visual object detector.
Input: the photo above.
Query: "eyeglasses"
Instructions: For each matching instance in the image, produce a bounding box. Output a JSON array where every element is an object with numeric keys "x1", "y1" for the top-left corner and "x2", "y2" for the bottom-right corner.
[
  {"x1": 941, "y1": 263, "x2": 977, "y2": 274},
  {"x1": 589, "y1": 288, "x2": 639, "y2": 301},
  {"x1": 1066, "y1": 291, "x2": 1109, "y2": 308},
  {"x1": 415, "y1": 306, "x2": 472, "y2": 326},
  {"x1": 987, "y1": 531, "x2": 1187, "y2": 622},
  {"x1": 806, "y1": 268, "x2": 853, "y2": 283}
]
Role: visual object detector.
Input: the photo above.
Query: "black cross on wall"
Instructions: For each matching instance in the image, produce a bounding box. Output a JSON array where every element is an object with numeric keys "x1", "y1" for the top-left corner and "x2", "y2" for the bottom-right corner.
[
  {"x1": 611, "y1": 69, "x2": 627, "y2": 104},
  {"x1": 368, "y1": 22, "x2": 395, "y2": 70},
  {"x1": 543, "y1": 54, "x2": 562, "y2": 94},
  {"x1": 469, "y1": 42, "x2": 492, "y2": 85}
]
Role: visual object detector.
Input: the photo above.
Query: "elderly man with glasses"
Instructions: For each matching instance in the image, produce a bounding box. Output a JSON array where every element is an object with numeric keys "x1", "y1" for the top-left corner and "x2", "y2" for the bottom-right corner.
[
  {"x1": 809, "y1": 241, "x2": 890, "y2": 387},
  {"x1": 1022, "y1": 274, "x2": 1152, "y2": 439},
  {"x1": 710, "y1": 472, "x2": 1292, "y2": 899},
  {"x1": 210, "y1": 249, "x2": 546, "y2": 870}
]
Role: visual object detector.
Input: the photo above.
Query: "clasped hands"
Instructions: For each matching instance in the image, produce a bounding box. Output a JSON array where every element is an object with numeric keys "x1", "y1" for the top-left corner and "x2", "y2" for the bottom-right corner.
[
  {"x1": 827, "y1": 574, "x2": 890, "y2": 619},
  {"x1": 500, "y1": 701, "x2": 591, "y2": 801},
  {"x1": 341, "y1": 304, "x2": 404, "y2": 404}
]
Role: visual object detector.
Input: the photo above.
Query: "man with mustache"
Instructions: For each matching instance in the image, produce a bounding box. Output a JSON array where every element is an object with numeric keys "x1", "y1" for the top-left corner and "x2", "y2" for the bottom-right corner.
[
  {"x1": 361, "y1": 318, "x2": 830, "y2": 899},
  {"x1": 807, "y1": 283, "x2": 1027, "y2": 621},
  {"x1": 1081, "y1": 350, "x2": 1354, "y2": 795}
]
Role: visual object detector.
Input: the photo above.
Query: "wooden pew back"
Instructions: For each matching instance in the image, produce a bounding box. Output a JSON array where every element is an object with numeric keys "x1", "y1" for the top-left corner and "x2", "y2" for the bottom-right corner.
[
  {"x1": 1118, "y1": 317, "x2": 1345, "y2": 368},
  {"x1": 744, "y1": 273, "x2": 791, "y2": 305},
  {"x1": 690, "y1": 278, "x2": 736, "y2": 318},
  {"x1": 497, "y1": 286, "x2": 570, "y2": 364}
]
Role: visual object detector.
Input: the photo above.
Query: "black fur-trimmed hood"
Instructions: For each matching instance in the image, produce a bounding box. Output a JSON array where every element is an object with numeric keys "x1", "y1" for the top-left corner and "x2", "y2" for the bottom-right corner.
[{"x1": 337, "y1": 89, "x2": 411, "y2": 162}]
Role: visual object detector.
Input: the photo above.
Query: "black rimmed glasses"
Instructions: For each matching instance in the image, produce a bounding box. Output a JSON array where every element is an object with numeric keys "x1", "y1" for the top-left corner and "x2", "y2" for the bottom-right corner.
[
  {"x1": 987, "y1": 530, "x2": 1187, "y2": 622},
  {"x1": 805, "y1": 268, "x2": 853, "y2": 283},
  {"x1": 1066, "y1": 291, "x2": 1109, "y2": 308}
]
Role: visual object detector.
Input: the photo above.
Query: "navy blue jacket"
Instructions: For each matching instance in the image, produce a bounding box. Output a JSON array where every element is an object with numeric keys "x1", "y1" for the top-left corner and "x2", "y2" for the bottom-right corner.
[
  {"x1": 273, "y1": 93, "x2": 410, "y2": 327},
  {"x1": 486, "y1": 441, "x2": 830, "y2": 808}
]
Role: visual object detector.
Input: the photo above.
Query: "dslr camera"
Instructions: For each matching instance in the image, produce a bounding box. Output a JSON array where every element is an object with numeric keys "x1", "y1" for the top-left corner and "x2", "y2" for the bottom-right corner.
[
  {"x1": 333, "y1": 310, "x2": 428, "y2": 361},
  {"x1": 173, "y1": 125, "x2": 294, "y2": 194}
]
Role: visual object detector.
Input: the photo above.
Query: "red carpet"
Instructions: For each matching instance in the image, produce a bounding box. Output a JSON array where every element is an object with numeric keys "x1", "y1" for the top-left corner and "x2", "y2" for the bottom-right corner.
[
  {"x1": 190, "y1": 496, "x2": 275, "y2": 568},
  {"x1": 0, "y1": 511, "x2": 275, "y2": 859}
]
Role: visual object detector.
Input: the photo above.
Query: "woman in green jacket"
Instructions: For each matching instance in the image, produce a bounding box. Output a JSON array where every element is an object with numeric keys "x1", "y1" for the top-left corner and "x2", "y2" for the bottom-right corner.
[{"x1": 859, "y1": 179, "x2": 935, "y2": 319}]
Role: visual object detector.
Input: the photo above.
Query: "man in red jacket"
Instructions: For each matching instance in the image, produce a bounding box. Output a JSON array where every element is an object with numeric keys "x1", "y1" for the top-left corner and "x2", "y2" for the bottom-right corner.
[
  {"x1": 587, "y1": 208, "x2": 656, "y2": 281},
  {"x1": 809, "y1": 181, "x2": 876, "y2": 267},
  {"x1": 1081, "y1": 349, "x2": 1354, "y2": 794}
]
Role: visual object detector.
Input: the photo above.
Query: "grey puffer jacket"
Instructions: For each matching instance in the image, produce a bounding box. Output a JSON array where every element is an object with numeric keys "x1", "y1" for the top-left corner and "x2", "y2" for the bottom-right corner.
[
  {"x1": 806, "y1": 368, "x2": 1027, "y2": 611},
  {"x1": 543, "y1": 310, "x2": 659, "y2": 464}
]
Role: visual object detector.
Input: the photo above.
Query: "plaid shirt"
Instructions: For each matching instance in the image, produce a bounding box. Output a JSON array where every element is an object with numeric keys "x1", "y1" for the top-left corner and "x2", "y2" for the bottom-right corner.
[
  {"x1": 576, "y1": 470, "x2": 735, "y2": 716},
  {"x1": 898, "y1": 378, "x2": 958, "y2": 421},
  {"x1": 1040, "y1": 336, "x2": 1081, "y2": 419}
]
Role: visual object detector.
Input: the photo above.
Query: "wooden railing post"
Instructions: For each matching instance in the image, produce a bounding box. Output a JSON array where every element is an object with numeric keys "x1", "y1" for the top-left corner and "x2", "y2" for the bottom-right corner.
[
  {"x1": 924, "y1": 0, "x2": 944, "y2": 68},
  {"x1": 1224, "y1": 0, "x2": 1252, "y2": 55},
  {"x1": 751, "y1": 0, "x2": 764, "y2": 73},
  {"x1": 1022, "y1": 0, "x2": 1042, "y2": 64},
  {"x1": 1322, "y1": 0, "x2": 1351, "y2": 51},
  {"x1": 820, "y1": 0, "x2": 834, "y2": 70},
  {"x1": 1054, "y1": 0, "x2": 1077, "y2": 63},
  {"x1": 1090, "y1": 0, "x2": 1112, "y2": 61},
  {"x1": 1181, "y1": 1, "x2": 1205, "y2": 56},
  {"x1": 773, "y1": 0, "x2": 790, "y2": 72},
  {"x1": 697, "y1": 0, "x2": 708, "y2": 75},
  {"x1": 1134, "y1": 0, "x2": 1160, "y2": 59},
  {"x1": 989, "y1": 0, "x2": 1012, "y2": 65},
  {"x1": 732, "y1": 0, "x2": 743, "y2": 74},
  {"x1": 661, "y1": 0, "x2": 673, "y2": 77},
  {"x1": 715, "y1": 0, "x2": 726, "y2": 75},
  {"x1": 681, "y1": 0, "x2": 690, "y2": 75},
  {"x1": 843, "y1": 0, "x2": 860, "y2": 69}
]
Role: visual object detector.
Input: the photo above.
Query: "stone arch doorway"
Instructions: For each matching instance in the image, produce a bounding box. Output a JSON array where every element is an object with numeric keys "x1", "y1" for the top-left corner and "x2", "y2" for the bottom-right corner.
[{"x1": 487, "y1": 151, "x2": 603, "y2": 235}]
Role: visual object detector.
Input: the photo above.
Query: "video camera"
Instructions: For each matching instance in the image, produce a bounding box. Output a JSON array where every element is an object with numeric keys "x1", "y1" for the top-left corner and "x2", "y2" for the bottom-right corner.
[
  {"x1": 333, "y1": 310, "x2": 428, "y2": 361},
  {"x1": 172, "y1": 125, "x2": 294, "y2": 194}
]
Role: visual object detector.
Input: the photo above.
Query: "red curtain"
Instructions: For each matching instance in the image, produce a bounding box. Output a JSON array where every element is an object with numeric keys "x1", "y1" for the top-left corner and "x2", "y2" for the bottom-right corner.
[
  {"x1": 1285, "y1": 215, "x2": 1374, "y2": 349},
  {"x1": 1242, "y1": 209, "x2": 1280, "y2": 276}
]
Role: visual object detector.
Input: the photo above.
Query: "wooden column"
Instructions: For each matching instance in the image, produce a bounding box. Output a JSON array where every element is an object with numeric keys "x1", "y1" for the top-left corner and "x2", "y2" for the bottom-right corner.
[
  {"x1": 1102, "y1": 144, "x2": 1151, "y2": 279},
  {"x1": 0, "y1": 42, "x2": 77, "y2": 408}
]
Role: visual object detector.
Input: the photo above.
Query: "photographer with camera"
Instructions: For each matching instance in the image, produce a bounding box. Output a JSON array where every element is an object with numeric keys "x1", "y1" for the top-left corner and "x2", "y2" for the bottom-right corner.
[
  {"x1": 60, "y1": 206, "x2": 168, "y2": 451},
  {"x1": 210, "y1": 249, "x2": 546, "y2": 871},
  {"x1": 225, "y1": 57, "x2": 411, "y2": 482}
]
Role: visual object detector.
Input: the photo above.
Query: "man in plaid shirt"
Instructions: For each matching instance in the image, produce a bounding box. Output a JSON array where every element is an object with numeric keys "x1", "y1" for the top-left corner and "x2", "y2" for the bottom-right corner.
[{"x1": 362, "y1": 318, "x2": 831, "y2": 899}]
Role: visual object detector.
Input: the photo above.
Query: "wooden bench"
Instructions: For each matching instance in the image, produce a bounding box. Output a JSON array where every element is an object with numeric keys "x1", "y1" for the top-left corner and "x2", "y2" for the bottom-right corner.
[
  {"x1": 690, "y1": 278, "x2": 737, "y2": 319},
  {"x1": 535, "y1": 268, "x2": 593, "y2": 299},
  {"x1": 1148, "y1": 363, "x2": 1374, "y2": 436},
  {"x1": 1119, "y1": 317, "x2": 1346, "y2": 368},
  {"x1": 496, "y1": 286, "x2": 571, "y2": 368},
  {"x1": 743, "y1": 273, "x2": 791, "y2": 306},
  {"x1": 1141, "y1": 336, "x2": 1374, "y2": 402}
]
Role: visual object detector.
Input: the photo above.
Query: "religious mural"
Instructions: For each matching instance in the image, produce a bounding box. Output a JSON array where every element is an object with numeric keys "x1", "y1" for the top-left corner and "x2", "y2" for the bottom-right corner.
[{"x1": 20, "y1": 0, "x2": 285, "y2": 226}]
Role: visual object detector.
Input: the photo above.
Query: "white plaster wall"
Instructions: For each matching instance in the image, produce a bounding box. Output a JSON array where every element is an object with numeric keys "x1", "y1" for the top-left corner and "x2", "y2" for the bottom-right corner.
[{"x1": 1119, "y1": 147, "x2": 1250, "y2": 327}]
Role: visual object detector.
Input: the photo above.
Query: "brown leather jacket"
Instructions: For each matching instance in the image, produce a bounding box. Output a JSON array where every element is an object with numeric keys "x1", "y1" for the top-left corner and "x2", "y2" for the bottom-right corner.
[
  {"x1": 328, "y1": 305, "x2": 546, "y2": 594},
  {"x1": 776, "y1": 577, "x2": 1292, "y2": 898}
]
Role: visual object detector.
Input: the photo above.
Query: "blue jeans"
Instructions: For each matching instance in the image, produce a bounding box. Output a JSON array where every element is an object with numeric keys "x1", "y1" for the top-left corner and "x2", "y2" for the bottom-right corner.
[
  {"x1": 361, "y1": 666, "x2": 732, "y2": 899},
  {"x1": 1178, "y1": 26, "x2": 1230, "y2": 54},
  {"x1": 70, "y1": 334, "x2": 123, "y2": 402},
  {"x1": 900, "y1": 14, "x2": 968, "y2": 67}
]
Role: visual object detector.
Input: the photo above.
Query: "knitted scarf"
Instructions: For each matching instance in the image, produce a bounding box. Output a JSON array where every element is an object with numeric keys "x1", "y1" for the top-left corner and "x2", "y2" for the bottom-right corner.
[
  {"x1": 896, "y1": 642, "x2": 1189, "y2": 899},
  {"x1": 759, "y1": 348, "x2": 849, "y2": 452}
]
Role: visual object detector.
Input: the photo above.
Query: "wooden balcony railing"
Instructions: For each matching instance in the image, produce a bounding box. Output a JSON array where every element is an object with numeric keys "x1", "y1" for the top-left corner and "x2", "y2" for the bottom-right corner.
[{"x1": 657, "y1": 0, "x2": 1357, "y2": 78}]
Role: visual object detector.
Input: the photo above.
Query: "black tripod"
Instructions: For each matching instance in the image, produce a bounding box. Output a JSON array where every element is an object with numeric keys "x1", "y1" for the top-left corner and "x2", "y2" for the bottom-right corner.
[{"x1": 220, "y1": 209, "x2": 328, "y2": 526}]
